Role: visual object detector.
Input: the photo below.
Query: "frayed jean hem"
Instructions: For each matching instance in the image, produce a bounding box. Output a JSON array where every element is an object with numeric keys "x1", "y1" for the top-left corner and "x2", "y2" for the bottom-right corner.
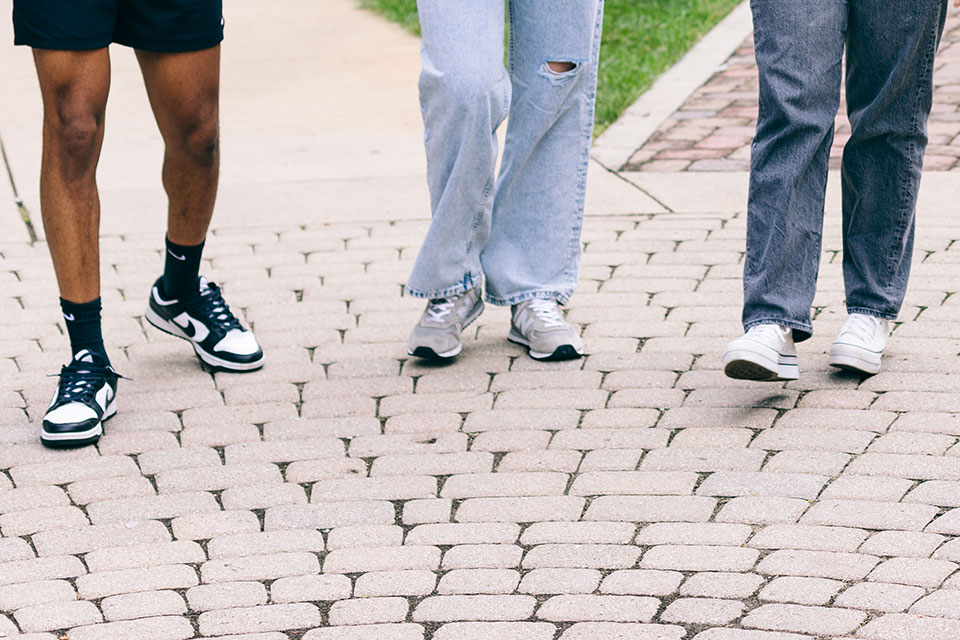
[
  {"x1": 405, "y1": 274, "x2": 482, "y2": 300},
  {"x1": 847, "y1": 307, "x2": 898, "y2": 321},
  {"x1": 485, "y1": 289, "x2": 573, "y2": 307},
  {"x1": 743, "y1": 317, "x2": 813, "y2": 342}
]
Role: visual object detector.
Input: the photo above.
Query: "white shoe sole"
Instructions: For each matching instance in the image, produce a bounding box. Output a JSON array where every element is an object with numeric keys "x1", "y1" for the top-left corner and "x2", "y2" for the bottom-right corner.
[
  {"x1": 507, "y1": 328, "x2": 584, "y2": 361},
  {"x1": 41, "y1": 398, "x2": 116, "y2": 447},
  {"x1": 408, "y1": 343, "x2": 463, "y2": 359},
  {"x1": 723, "y1": 346, "x2": 799, "y2": 381},
  {"x1": 145, "y1": 307, "x2": 264, "y2": 371},
  {"x1": 829, "y1": 342, "x2": 882, "y2": 375}
]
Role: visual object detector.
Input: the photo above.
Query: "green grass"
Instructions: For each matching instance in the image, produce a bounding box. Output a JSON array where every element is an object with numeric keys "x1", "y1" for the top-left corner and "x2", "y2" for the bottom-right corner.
[
  {"x1": 360, "y1": 0, "x2": 422, "y2": 35},
  {"x1": 597, "y1": 0, "x2": 741, "y2": 133},
  {"x1": 360, "y1": 0, "x2": 743, "y2": 134}
]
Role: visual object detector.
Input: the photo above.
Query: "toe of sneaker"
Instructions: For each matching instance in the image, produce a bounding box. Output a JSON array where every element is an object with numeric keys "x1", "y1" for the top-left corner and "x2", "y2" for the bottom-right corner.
[
  {"x1": 43, "y1": 403, "x2": 98, "y2": 428},
  {"x1": 215, "y1": 330, "x2": 262, "y2": 357}
]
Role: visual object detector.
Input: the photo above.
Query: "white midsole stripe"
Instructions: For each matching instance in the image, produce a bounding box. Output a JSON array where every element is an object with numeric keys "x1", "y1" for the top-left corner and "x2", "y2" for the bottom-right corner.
[
  {"x1": 41, "y1": 424, "x2": 103, "y2": 440},
  {"x1": 42, "y1": 399, "x2": 116, "y2": 441}
]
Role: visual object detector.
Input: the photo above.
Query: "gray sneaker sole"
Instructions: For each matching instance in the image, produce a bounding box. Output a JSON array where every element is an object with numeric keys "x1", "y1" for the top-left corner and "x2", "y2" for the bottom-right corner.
[
  {"x1": 507, "y1": 328, "x2": 583, "y2": 361},
  {"x1": 409, "y1": 343, "x2": 463, "y2": 360}
]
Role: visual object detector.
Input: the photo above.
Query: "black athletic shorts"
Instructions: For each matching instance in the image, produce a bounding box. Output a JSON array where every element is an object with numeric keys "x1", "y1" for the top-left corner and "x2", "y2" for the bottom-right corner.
[{"x1": 13, "y1": 0, "x2": 224, "y2": 52}]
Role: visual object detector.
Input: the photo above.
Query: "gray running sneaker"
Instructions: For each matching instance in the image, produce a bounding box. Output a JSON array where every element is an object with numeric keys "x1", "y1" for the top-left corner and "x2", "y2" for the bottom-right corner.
[
  {"x1": 407, "y1": 287, "x2": 484, "y2": 360},
  {"x1": 508, "y1": 298, "x2": 584, "y2": 361}
]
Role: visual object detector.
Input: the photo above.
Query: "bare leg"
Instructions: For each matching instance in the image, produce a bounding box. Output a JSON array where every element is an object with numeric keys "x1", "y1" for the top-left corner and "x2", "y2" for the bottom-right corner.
[
  {"x1": 136, "y1": 44, "x2": 263, "y2": 372},
  {"x1": 135, "y1": 46, "x2": 221, "y2": 245},
  {"x1": 33, "y1": 48, "x2": 111, "y2": 303}
]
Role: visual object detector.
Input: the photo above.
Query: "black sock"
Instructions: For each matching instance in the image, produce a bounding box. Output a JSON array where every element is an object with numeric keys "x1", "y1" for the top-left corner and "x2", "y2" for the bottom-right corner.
[
  {"x1": 162, "y1": 235, "x2": 204, "y2": 300},
  {"x1": 60, "y1": 297, "x2": 109, "y2": 364}
]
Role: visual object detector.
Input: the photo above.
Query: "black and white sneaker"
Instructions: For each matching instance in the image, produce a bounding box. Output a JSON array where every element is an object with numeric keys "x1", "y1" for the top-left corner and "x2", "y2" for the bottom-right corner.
[
  {"x1": 145, "y1": 276, "x2": 264, "y2": 371},
  {"x1": 42, "y1": 349, "x2": 118, "y2": 448}
]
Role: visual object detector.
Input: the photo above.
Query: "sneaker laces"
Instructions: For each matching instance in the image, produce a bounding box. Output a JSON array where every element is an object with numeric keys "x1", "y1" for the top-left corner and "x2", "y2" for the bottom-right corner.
[
  {"x1": 183, "y1": 281, "x2": 243, "y2": 333},
  {"x1": 426, "y1": 298, "x2": 456, "y2": 323},
  {"x1": 838, "y1": 314, "x2": 883, "y2": 344},
  {"x1": 48, "y1": 359, "x2": 121, "y2": 406},
  {"x1": 528, "y1": 299, "x2": 566, "y2": 329}
]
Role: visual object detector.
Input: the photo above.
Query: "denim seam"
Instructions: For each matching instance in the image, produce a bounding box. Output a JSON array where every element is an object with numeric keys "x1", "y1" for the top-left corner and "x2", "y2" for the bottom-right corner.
[
  {"x1": 464, "y1": 175, "x2": 495, "y2": 266},
  {"x1": 880, "y1": 13, "x2": 936, "y2": 312},
  {"x1": 558, "y1": 0, "x2": 605, "y2": 298},
  {"x1": 507, "y1": 1, "x2": 516, "y2": 77}
]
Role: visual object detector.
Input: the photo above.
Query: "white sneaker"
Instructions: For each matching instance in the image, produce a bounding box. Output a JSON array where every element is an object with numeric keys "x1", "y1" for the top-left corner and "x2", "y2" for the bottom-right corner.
[
  {"x1": 829, "y1": 313, "x2": 889, "y2": 375},
  {"x1": 722, "y1": 324, "x2": 799, "y2": 381}
]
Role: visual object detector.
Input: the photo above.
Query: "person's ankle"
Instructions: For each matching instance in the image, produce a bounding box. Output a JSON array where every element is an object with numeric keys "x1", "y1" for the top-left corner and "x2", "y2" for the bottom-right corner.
[
  {"x1": 160, "y1": 274, "x2": 201, "y2": 300},
  {"x1": 162, "y1": 235, "x2": 205, "y2": 299},
  {"x1": 60, "y1": 297, "x2": 110, "y2": 366},
  {"x1": 73, "y1": 342, "x2": 111, "y2": 366}
]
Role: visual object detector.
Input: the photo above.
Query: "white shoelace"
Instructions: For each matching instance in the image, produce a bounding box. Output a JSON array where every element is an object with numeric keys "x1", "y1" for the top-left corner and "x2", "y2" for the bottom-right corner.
[
  {"x1": 426, "y1": 299, "x2": 456, "y2": 323},
  {"x1": 838, "y1": 314, "x2": 883, "y2": 344},
  {"x1": 528, "y1": 299, "x2": 565, "y2": 329}
]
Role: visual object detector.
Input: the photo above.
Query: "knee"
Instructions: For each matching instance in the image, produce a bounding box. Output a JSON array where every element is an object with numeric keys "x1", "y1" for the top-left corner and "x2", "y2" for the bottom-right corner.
[
  {"x1": 47, "y1": 110, "x2": 103, "y2": 178},
  {"x1": 756, "y1": 93, "x2": 836, "y2": 147},
  {"x1": 171, "y1": 112, "x2": 220, "y2": 166},
  {"x1": 540, "y1": 60, "x2": 583, "y2": 86},
  {"x1": 546, "y1": 61, "x2": 576, "y2": 74},
  {"x1": 422, "y1": 65, "x2": 508, "y2": 118}
]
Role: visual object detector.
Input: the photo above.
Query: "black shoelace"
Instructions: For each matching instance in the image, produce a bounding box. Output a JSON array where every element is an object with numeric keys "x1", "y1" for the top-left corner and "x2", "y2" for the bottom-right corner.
[
  {"x1": 48, "y1": 360, "x2": 119, "y2": 407},
  {"x1": 183, "y1": 282, "x2": 243, "y2": 333}
]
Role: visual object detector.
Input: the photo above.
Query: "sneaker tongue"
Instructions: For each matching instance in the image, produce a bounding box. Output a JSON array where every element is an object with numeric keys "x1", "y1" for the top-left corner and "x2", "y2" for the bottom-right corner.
[
  {"x1": 199, "y1": 277, "x2": 211, "y2": 294},
  {"x1": 73, "y1": 349, "x2": 95, "y2": 364}
]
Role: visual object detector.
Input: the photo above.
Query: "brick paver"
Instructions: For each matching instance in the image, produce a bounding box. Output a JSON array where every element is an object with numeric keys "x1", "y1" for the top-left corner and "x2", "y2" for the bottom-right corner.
[
  {"x1": 626, "y1": 11, "x2": 960, "y2": 172},
  {"x1": 4, "y1": 1, "x2": 960, "y2": 639}
]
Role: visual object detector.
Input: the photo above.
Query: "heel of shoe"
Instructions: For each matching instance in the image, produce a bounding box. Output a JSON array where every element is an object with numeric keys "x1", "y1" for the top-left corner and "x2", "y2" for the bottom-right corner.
[
  {"x1": 144, "y1": 305, "x2": 186, "y2": 340},
  {"x1": 776, "y1": 356, "x2": 800, "y2": 381},
  {"x1": 723, "y1": 349, "x2": 780, "y2": 381}
]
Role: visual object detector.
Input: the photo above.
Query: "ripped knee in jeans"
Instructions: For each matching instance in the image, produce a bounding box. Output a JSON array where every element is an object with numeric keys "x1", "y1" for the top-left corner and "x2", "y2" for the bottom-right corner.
[{"x1": 539, "y1": 60, "x2": 583, "y2": 86}]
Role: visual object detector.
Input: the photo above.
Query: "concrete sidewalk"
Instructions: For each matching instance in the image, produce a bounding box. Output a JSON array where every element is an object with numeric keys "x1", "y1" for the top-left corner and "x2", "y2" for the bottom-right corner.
[{"x1": 2, "y1": 1, "x2": 960, "y2": 639}]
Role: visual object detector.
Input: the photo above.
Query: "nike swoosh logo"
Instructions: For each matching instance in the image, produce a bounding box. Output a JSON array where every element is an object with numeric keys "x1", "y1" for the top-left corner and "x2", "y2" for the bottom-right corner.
[
  {"x1": 167, "y1": 249, "x2": 187, "y2": 261},
  {"x1": 63, "y1": 313, "x2": 75, "y2": 321},
  {"x1": 174, "y1": 315, "x2": 197, "y2": 337},
  {"x1": 172, "y1": 313, "x2": 210, "y2": 342},
  {"x1": 96, "y1": 383, "x2": 112, "y2": 412}
]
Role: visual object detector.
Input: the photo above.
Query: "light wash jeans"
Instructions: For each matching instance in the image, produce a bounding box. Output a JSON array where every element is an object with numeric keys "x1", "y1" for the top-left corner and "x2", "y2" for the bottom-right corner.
[
  {"x1": 743, "y1": 0, "x2": 946, "y2": 341},
  {"x1": 405, "y1": 0, "x2": 604, "y2": 306}
]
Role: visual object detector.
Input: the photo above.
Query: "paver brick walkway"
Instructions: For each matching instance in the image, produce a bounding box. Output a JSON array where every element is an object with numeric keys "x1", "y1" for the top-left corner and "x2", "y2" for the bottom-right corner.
[
  {"x1": 627, "y1": 9, "x2": 960, "y2": 172},
  {"x1": 4, "y1": 1, "x2": 960, "y2": 639}
]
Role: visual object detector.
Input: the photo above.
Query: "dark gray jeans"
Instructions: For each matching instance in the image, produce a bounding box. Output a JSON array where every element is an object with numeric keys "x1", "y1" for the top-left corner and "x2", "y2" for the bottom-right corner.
[{"x1": 743, "y1": 0, "x2": 947, "y2": 341}]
